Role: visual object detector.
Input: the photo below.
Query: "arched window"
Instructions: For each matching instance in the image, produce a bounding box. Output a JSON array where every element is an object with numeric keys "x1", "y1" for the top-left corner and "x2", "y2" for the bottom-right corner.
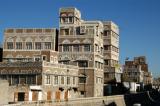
[
  {"x1": 16, "y1": 37, "x2": 23, "y2": 49},
  {"x1": 25, "y1": 37, "x2": 33, "y2": 49},
  {"x1": 61, "y1": 13, "x2": 67, "y2": 17},
  {"x1": 62, "y1": 39, "x2": 70, "y2": 44},
  {"x1": 44, "y1": 37, "x2": 51, "y2": 49},
  {"x1": 73, "y1": 40, "x2": 80, "y2": 44},
  {"x1": 6, "y1": 37, "x2": 14, "y2": 49}
]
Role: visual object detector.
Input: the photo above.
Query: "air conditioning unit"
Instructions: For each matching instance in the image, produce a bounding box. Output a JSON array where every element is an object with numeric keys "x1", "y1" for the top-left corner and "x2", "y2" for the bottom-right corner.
[{"x1": 80, "y1": 26, "x2": 86, "y2": 34}]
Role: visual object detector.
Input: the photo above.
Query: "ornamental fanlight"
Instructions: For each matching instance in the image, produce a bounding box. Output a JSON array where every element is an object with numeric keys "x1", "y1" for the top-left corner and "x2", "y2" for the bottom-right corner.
[
  {"x1": 61, "y1": 13, "x2": 67, "y2": 17},
  {"x1": 68, "y1": 13, "x2": 74, "y2": 17},
  {"x1": 80, "y1": 26, "x2": 86, "y2": 34}
]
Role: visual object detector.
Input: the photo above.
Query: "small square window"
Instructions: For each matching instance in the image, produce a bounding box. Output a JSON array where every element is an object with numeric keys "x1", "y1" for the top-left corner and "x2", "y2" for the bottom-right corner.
[{"x1": 42, "y1": 56, "x2": 46, "y2": 61}]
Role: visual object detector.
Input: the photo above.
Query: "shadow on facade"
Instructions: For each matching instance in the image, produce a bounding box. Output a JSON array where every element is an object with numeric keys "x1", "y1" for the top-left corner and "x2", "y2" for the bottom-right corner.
[
  {"x1": 103, "y1": 100, "x2": 117, "y2": 106},
  {"x1": 104, "y1": 83, "x2": 129, "y2": 96},
  {"x1": 0, "y1": 48, "x2": 2, "y2": 62},
  {"x1": 124, "y1": 90, "x2": 160, "y2": 106}
]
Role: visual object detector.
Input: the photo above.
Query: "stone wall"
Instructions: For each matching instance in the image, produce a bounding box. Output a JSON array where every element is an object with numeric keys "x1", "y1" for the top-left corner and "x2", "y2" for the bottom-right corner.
[
  {"x1": 3, "y1": 95, "x2": 126, "y2": 106},
  {"x1": 0, "y1": 80, "x2": 9, "y2": 105}
]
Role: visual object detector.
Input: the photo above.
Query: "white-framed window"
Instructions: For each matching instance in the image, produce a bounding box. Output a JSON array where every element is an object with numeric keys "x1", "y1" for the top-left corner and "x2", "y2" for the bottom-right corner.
[
  {"x1": 54, "y1": 76, "x2": 58, "y2": 85},
  {"x1": 35, "y1": 42, "x2": 41, "y2": 49},
  {"x1": 44, "y1": 42, "x2": 51, "y2": 49},
  {"x1": 63, "y1": 45, "x2": 69, "y2": 52},
  {"x1": 67, "y1": 77, "x2": 70, "y2": 85},
  {"x1": 73, "y1": 77, "x2": 76, "y2": 85},
  {"x1": 73, "y1": 45, "x2": 79, "y2": 52},
  {"x1": 84, "y1": 45, "x2": 90, "y2": 52},
  {"x1": 26, "y1": 42, "x2": 32, "y2": 49},
  {"x1": 69, "y1": 17, "x2": 73, "y2": 23},
  {"x1": 104, "y1": 59, "x2": 109, "y2": 65},
  {"x1": 61, "y1": 76, "x2": 65, "y2": 85},
  {"x1": 61, "y1": 17, "x2": 68, "y2": 23},
  {"x1": 16, "y1": 42, "x2": 22, "y2": 49},
  {"x1": 104, "y1": 30, "x2": 110, "y2": 36},
  {"x1": 45, "y1": 75, "x2": 51, "y2": 84},
  {"x1": 7, "y1": 42, "x2": 13, "y2": 49},
  {"x1": 64, "y1": 29, "x2": 69, "y2": 35}
]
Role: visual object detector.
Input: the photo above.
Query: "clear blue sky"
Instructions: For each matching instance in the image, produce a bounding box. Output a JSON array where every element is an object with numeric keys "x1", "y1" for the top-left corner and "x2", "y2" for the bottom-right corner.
[{"x1": 0, "y1": 0, "x2": 160, "y2": 77}]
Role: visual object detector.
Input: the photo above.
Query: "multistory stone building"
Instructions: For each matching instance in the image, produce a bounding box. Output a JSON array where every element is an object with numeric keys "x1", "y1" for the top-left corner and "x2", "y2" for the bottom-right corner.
[
  {"x1": 0, "y1": 7, "x2": 121, "y2": 100},
  {"x1": 103, "y1": 21, "x2": 120, "y2": 83},
  {"x1": 0, "y1": 28, "x2": 80, "y2": 102},
  {"x1": 123, "y1": 56, "x2": 152, "y2": 85},
  {"x1": 152, "y1": 78, "x2": 160, "y2": 89},
  {"x1": 0, "y1": 61, "x2": 79, "y2": 102},
  {"x1": 58, "y1": 7, "x2": 104, "y2": 97},
  {"x1": 3, "y1": 28, "x2": 58, "y2": 62}
]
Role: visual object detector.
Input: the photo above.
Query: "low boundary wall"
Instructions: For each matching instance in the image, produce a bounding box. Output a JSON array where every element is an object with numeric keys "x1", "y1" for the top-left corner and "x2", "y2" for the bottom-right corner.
[{"x1": 3, "y1": 95, "x2": 125, "y2": 106}]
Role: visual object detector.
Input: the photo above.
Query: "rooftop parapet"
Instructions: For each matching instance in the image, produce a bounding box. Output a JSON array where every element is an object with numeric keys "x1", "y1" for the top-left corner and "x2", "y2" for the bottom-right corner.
[
  {"x1": 4, "y1": 28, "x2": 57, "y2": 34},
  {"x1": 103, "y1": 21, "x2": 119, "y2": 34},
  {"x1": 59, "y1": 7, "x2": 81, "y2": 20},
  {"x1": 0, "y1": 61, "x2": 78, "y2": 70},
  {"x1": 0, "y1": 62, "x2": 42, "y2": 67},
  {"x1": 43, "y1": 61, "x2": 79, "y2": 70}
]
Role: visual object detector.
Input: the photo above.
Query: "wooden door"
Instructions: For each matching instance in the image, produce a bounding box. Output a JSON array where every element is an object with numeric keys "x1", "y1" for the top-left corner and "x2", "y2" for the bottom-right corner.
[
  {"x1": 64, "y1": 90, "x2": 68, "y2": 101},
  {"x1": 47, "y1": 91, "x2": 51, "y2": 101},
  {"x1": 32, "y1": 91, "x2": 38, "y2": 101},
  {"x1": 55, "y1": 90, "x2": 61, "y2": 102},
  {"x1": 18, "y1": 92, "x2": 25, "y2": 101}
]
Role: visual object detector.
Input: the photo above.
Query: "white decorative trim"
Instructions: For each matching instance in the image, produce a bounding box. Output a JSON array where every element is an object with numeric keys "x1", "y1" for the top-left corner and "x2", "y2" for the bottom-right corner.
[{"x1": 62, "y1": 39, "x2": 70, "y2": 44}]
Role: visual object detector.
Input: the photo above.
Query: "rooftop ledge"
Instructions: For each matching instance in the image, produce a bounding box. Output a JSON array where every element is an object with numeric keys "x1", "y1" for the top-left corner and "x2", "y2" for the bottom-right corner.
[{"x1": 0, "y1": 61, "x2": 79, "y2": 70}]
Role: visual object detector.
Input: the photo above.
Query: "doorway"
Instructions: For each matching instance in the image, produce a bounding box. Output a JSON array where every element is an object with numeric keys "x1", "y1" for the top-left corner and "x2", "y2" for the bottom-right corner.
[{"x1": 18, "y1": 92, "x2": 25, "y2": 101}]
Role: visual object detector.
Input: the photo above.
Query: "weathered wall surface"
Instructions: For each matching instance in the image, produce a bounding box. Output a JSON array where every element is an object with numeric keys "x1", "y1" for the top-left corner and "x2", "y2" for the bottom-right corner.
[
  {"x1": 0, "y1": 80, "x2": 9, "y2": 105},
  {"x1": 3, "y1": 95, "x2": 126, "y2": 106}
]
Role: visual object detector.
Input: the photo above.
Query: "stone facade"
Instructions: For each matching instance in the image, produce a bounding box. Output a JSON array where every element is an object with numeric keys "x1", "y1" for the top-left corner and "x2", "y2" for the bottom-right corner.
[
  {"x1": 103, "y1": 21, "x2": 120, "y2": 83},
  {"x1": 0, "y1": 61, "x2": 79, "y2": 103},
  {"x1": 123, "y1": 56, "x2": 152, "y2": 85},
  {"x1": 3, "y1": 28, "x2": 58, "y2": 62},
  {"x1": 1, "y1": 27, "x2": 80, "y2": 103},
  {"x1": 58, "y1": 7, "x2": 104, "y2": 97},
  {"x1": 0, "y1": 80, "x2": 9, "y2": 105},
  {"x1": 1, "y1": 7, "x2": 121, "y2": 101}
]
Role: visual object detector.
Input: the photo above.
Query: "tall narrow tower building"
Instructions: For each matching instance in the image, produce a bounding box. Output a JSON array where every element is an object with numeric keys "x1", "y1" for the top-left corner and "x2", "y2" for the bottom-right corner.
[
  {"x1": 103, "y1": 21, "x2": 120, "y2": 83},
  {"x1": 58, "y1": 7, "x2": 104, "y2": 97}
]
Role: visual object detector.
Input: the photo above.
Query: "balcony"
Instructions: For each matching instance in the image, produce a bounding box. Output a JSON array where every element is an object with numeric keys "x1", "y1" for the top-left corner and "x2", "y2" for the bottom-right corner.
[
  {"x1": 0, "y1": 62, "x2": 42, "y2": 68},
  {"x1": 42, "y1": 61, "x2": 78, "y2": 70},
  {"x1": 59, "y1": 34, "x2": 101, "y2": 39}
]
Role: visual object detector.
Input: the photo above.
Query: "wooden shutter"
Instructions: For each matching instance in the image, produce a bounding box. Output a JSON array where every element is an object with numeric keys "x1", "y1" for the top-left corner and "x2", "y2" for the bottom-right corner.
[
  {"x1": 47, "y1": 91, "x2": 51, "y2": 101},
  {"x1": 55, "y1": 90, "x2": 61, "y2": 102}
]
